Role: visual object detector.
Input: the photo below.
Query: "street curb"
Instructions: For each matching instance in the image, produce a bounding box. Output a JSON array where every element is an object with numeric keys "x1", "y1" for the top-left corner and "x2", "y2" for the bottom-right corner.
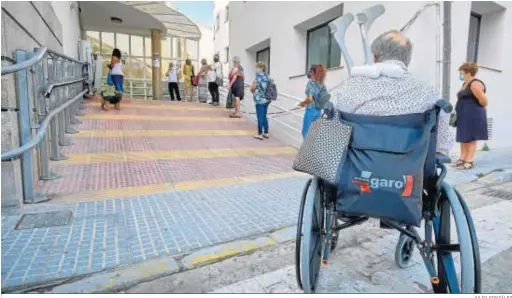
[
  {"x1": 48, "y1": 258, "x2": 180, "y2": 293},
  {"x1": 475, "y1": 169, "x2": 512, "y2": 185},
  {"x1": 180, "y1": 236, "x2": 277, "y2": 270}
]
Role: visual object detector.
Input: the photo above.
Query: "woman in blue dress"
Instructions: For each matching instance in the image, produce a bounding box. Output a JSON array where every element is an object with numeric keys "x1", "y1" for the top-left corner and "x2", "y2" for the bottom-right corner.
[
  {"x1": 299, "y1": 64, "x2": 327, "y2": 139},
  {"x1": 453, "y1": 62, "x2": 489, "y2": 170}
]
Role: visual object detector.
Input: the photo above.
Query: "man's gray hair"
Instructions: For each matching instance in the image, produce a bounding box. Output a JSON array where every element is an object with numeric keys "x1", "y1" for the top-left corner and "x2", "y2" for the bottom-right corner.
[
  {"x1": 201, "y1": 58, "x2": 207, "y2": 65},
  {"x1": 370, "y1": 30, "x2": 413, "y2": 66},
  {"x1": 232, "y1": 56, "x2": 241, "y2": 63}
]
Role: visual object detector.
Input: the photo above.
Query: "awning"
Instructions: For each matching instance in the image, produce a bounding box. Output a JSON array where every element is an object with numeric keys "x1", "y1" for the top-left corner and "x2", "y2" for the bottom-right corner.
[
  {"x1": 80, "y1": 1, "x2": 202, "y2": 40},
  {"x1": 122, "y1": 1, "x2": 202, "y2": 40}
]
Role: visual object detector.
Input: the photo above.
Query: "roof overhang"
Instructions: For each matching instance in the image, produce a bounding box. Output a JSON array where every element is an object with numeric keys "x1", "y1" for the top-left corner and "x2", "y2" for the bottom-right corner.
[{"x1": 79, "y1": 1, "x2": 202, "y2": 40}]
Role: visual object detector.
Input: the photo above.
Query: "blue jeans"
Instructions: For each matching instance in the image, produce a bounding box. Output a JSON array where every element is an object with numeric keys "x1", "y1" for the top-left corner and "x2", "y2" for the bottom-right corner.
[
  {"x1": 302, "y1": 107, "x2": 322, "y2": 138},
  {"x1": 256, "y1": 103, "x2": 269, "y2": 135},
  {"x1": 111, "y1": 74, "x2": 124, "y2": 92}
]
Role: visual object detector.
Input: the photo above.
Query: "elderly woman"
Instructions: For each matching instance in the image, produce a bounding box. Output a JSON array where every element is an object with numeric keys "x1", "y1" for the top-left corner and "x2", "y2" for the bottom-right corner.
[
  {"x1": 250, "y1": 61, "x2": 271, "y2": 139},
  {"x1": 452, "y1": 62, "x2": 488, "y2": 170},
  {"x1": 228, "y1": 56, "x2": 245, "y2": 118},
  {"x1": 299, "y1": 64, "x2": 328, "y2": 139},
  {"x1": 197, "y1": 58, "x2": 210, "y2": 103}
]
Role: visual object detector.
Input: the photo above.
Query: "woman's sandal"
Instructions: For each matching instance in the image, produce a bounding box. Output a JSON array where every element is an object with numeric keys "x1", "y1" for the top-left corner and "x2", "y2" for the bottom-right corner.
[
  {"x1": 451, "y1": 159, "x2": 465, "y2": 167},
  {"x1": 229, "y1": 114, "x2": 241, "y2": 118},
  {"x1": 456, "y1": 161, "x2": 474, "y2": 170},
  {"x1": 254, "y1": 135, "x2": 264, "y2": 140}
]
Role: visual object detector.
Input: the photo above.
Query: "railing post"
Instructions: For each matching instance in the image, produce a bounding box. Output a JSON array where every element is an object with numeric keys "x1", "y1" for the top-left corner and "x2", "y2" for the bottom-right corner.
[
  {"x1": 63, "y1": 61, "x2": 78, "y2": 135},
  {"x1": 15, "y1": 51, "x2": 46, "y2": 203}
]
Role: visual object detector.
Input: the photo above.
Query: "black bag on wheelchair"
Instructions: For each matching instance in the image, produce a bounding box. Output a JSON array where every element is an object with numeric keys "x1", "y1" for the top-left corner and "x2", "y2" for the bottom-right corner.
[{"x1": 336, "y1": 109, "x2": 436, "y2": 227}]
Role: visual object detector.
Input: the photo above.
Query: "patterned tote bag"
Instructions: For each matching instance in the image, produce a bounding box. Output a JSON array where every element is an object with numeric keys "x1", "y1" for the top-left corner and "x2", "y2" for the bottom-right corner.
[{"x1": 293, "y1": 108, "x2": 352, "y2": 185}]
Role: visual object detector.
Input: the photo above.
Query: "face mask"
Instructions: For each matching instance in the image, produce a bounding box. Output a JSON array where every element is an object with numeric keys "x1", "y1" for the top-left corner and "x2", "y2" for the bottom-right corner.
[{"x1": 459, "y1": 74, "x2": 465, "y2": 81}]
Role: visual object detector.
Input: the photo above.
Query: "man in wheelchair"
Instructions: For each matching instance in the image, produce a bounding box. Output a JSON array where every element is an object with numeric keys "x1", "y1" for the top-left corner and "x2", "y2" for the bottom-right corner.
[
  {"x1": 295, "y1": 13, "x2": 479, "y2": 294},
  {"x1": 328, "y1": 30, "x2": 454, "y2": 223}
]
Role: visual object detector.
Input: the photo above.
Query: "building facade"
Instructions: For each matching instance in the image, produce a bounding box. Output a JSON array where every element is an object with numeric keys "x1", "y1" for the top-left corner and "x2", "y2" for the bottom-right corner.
[
  {"x1": 227, "y1": 1, "x2": 512, "y2": 150},
  {"x1": 213, "y1": 0, "x2": 231, "y2": 76}
]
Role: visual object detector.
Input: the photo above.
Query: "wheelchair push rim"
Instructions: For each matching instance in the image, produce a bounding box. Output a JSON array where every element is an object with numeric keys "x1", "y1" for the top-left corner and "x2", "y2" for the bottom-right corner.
[
  {"x1": 295, "y1": 177, "x2": 325, "y2": 293},
  {"x1": 431, "y1": 182, "x2": 479, "y2": 294}
]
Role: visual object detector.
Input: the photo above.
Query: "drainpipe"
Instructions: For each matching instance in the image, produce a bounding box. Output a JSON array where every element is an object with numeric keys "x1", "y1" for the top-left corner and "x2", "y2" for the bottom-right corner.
[
  {"x1": 77, "y1": 2, "x2": 86, "y2": 40},
  {"x1": 442, "y1": 1, "x2": 452, "y2": 102}
]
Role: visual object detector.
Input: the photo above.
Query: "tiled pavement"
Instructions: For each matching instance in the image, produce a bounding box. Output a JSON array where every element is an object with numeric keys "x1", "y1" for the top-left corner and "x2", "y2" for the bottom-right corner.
[
  {"x1": 2, "y1": 98, "x2": 306, "y2": 290},
  {"x1": 2, "y1": 98, "x2": 512, "y2": 291}
]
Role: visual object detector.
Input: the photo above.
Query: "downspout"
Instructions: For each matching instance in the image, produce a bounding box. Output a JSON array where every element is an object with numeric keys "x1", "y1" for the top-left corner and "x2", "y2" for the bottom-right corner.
[
  {"x1": 77, "y1": 2, "x2": 86, "y2": 40},
  {"x1": 442, "y1": 1, "x2": 452, "y2": 102},
  {"x1": 435, "y1": 2, "x2": 441, "y2": 97}
]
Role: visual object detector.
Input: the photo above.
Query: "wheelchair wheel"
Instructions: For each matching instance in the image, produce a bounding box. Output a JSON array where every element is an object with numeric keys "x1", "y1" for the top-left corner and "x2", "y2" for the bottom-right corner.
[
  {"x1": 433, "y1": 182, "x2": 476, "y2": 293},
  {"x1": 295, "y1": 178, "x2": 311, "y2": 290},
  {"x1": 295, "y1": 177, "x2": 325, "y2": 293},
  {"x1": 395, "y1": 232, "x2": 415, "y2": 269}
]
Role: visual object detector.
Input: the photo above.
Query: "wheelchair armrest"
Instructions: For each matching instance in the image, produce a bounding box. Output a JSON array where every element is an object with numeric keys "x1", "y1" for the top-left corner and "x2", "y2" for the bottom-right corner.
[{"x1": 436, "y1": 153, "x2": 452, "y2": 164}]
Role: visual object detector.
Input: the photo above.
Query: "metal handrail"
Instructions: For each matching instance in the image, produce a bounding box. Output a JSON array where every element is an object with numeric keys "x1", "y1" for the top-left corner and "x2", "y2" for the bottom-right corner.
[
  {"x1": 1, "y1": 47, "x2": 47, "y2": 75},
  {"x1": 44, "y1": 78, "x2": 87, "y2": 97},
  {"x1": 1, "y1": 90, "x2": 87, "y2": 161},
  {"x1": 47, "y1": 48, "x2": 86, "y2": 65}
]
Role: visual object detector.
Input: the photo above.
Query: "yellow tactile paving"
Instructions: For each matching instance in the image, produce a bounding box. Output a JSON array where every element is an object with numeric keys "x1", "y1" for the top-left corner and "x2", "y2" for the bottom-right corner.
[
  {"x1": 72, "y1": 130, "x2": 255, "y2": 138},
  {"x1": 58, "y1": 147, "x2": 297, "y2": 165},
  {"x1": 50, "y1": 171, "x2": 307, "y2": 203},
  {"x1": 79, "y1": 114, "x2": 242, "y2": 122},
  {"x1": 85, "y1": 102, "x2": 221, "y2": 112}
]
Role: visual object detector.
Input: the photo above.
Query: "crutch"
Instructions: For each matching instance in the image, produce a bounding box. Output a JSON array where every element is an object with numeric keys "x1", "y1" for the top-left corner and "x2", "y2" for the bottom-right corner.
[{"x1": 354, "y1": 4, "x2": 386, "y2": 65}]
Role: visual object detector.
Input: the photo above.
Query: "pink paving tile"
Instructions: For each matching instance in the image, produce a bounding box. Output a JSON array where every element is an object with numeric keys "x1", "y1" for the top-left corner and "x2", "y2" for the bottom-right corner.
[
  {"x1": 83, "y1": 106, "x2": 230, "y2": 118},
  {"x1": 78, "y1": 119, "x2": 256, "y2": 131},
  {"x1": 63, "y1": 135, "x2": 286, "y2": 154},
  {"x1": 36, "y1": 160, "x2": 167, "y2": 196},
  {"x1": 157, "y1": 155, "x2": 294, "y2": 183}
]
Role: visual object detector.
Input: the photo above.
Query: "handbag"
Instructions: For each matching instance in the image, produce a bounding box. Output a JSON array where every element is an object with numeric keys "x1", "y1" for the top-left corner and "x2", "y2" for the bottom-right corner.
[
  {"x1": 192, "y1": 76, "x2": 200, "y2": 86},
  {"x1": 226, "y1": 90, "x2": 234, "y2": 109},
  {"x1": 449, "y1": 112, "x2": 457, "y2": 127},
  {"x1": 106, "y1": 72, "x2": 113, "y2": 86},
  {"x1": 292, "y1": 108, "x2": 352, "y2": 185},
  {"x1": 215, "y1": 76, "x2": 223, "y2": 87}
]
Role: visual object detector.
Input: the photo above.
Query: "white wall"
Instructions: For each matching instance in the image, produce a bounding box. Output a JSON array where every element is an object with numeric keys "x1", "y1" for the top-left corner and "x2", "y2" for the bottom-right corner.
[
  {"x1": 229, "y1": 1, "x2": 512, "y2": 150},
  {"x1": 51, "y1": 1, "x2": 81, "y2": 59},
  {"x1": 214, "y1": 0, "x2": 230, "y2": 75},
  {"x1": 198, "y1": 23, "x2": 214, "y2": 63}
]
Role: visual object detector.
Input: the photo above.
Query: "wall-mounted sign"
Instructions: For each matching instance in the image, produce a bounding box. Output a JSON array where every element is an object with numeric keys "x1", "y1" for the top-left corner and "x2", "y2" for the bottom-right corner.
[{"x1": 152, "y1": 52, "x2": 160, "y2": 68}]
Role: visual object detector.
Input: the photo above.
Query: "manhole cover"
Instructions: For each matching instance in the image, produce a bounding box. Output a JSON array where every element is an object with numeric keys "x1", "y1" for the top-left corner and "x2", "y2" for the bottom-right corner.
[
  {"x1": 15, "y1": 211, "x2": 73, "y2": 230},
  {"x1": 481, "y1": 189, "x2": 512, "y2": 200}
]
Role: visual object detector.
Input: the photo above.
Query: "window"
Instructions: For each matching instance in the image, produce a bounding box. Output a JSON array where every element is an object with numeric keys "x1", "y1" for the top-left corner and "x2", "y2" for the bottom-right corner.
[
  {"x1": 466, "y1": 13, "x2": 481, "y2": 62},
  {"x1": 225, "y1": 47, "x2": 229, "y2": 63},
  {"x1": 216, "y1": 13, "x2": 220, "y2": 31},
  {"x1": 225, "y1": 5, "x2": 229, "y2": 23},
  {"x1": 256, "y1": 47, "x2": 270, "y2": 74},
  {"x1": 306, "y1": 21, "x2": 341, "y2": 71}
]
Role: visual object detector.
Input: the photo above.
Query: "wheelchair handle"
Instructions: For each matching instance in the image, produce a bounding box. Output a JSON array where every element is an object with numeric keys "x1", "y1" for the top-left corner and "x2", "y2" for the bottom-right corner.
[{"x1": 435, "y1": 99, "x2": 453, "y2": 113}]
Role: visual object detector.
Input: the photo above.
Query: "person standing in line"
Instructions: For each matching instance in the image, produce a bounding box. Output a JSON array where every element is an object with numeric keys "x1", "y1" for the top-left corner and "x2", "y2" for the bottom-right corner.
[
  {"x1": 452, "y1": 62, "x2": 488, "y2": 170},
  {"x1": 250, "y1": 61, "x2": 271, "y2": 140},
  {"x1": 183, "y1": 59, "x2": 195, "y2": 102},
  {"x1": 228, "y1": 56, "x2": 245, "y2": 118},
  {"x1": 298, "y1": 64, "x2": 327, "y2": 139},
  {"x1": 197, "y1": 58, "x2": 210, "y2": 103},
  {"x1": 167, "y1": 62, "x2": 181, "y2": 101},
  {"x1": 208, "y1": 54, "x2": 222, "y2": 106}
]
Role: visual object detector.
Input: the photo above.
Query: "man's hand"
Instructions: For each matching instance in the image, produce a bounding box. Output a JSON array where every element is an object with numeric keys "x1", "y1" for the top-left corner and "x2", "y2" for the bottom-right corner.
[{"x1": 298, "y1": 101, "x2": 306, "y2": 108}]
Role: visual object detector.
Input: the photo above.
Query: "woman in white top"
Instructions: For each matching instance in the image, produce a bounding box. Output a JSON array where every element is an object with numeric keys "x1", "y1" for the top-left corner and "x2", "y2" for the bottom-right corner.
[
  {"x1": 208, "y1": 54, "x2": 222, "y2": 106},
  {"x1": 107, "y1": 48, "x2": 124, "y2": 109}
]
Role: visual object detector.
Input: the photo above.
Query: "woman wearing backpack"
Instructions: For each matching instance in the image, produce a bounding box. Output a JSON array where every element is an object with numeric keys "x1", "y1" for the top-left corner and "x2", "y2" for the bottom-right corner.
[
  {"x1": 299, "y1": 64, "x2": 327, "y2": 139},
  {"x1": 250, "y1": 61, "x2": 271, "y2": 140}
]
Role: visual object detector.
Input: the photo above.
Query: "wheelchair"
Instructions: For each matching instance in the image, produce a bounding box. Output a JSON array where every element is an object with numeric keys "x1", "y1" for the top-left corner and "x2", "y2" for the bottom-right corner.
[{"x1": 294, "y1": 101, "x2": 481, "y2": 294}]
